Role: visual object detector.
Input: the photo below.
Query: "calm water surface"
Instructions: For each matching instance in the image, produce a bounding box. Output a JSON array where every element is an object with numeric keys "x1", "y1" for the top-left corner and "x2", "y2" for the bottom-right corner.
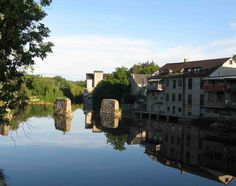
[{"x1": 0, "y1": 107, "x2": 235, "y2": 186}]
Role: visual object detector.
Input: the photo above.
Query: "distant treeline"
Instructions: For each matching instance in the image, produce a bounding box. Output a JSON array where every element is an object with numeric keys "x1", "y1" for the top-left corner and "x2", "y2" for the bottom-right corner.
[{"x1": 25, "y1": 75, "x2": 85, "y2": 104}]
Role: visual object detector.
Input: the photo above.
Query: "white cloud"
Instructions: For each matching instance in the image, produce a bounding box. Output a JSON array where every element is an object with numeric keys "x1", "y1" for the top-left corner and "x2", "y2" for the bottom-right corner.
[
  {"x1": 33, "y1": 35, "x2": 236, "y2": 81},
  {"x1": 33, "y1": 36, "x2": 156, "y2": 80},
  {"x1": 230, "y1": 22, "x2": 236, "y2": 30}
]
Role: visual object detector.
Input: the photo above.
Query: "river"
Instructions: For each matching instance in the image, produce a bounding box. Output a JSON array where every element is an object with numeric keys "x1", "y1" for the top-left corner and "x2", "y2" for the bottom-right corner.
[{"x1": 0, "y1": 106, "x2": 235, "y2": 186}]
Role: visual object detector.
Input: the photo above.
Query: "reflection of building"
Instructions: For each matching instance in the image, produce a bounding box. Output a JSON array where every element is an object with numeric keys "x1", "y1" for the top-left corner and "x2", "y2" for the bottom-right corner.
[
  {"x1": 85, "y1": 112, "x2": 93, "y2": 129},
  {"x1": 84, "y1": 112, "x2": 102, "y2": 132},
  {"x1": 0, "y1": 124, "x2": 10, "y2": 136},
  {"x1": 54, "y1": 115, "x2": 72, "y2": 132},
  {"x1": 142, "y1": 120, "x2": 236, "y2": 185}
]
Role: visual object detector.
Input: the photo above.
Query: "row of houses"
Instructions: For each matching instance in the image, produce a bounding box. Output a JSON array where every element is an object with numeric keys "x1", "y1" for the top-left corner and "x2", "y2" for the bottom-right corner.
[
  {"x1": 84, "y1": 56, "x2": 236, "y2": 121},
  {"x1": 143, "y1": 57, "x2": 236, "y2": 121}
]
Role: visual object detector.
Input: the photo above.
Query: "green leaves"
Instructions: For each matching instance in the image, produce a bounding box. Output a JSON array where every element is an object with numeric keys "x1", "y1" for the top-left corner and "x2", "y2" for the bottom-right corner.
[
  {"x1": 0, "y1": 0, "x2": 53, "y2": 122},
  {"x1": 129, "y1": 61, "x2": 159, "y2": 74}
]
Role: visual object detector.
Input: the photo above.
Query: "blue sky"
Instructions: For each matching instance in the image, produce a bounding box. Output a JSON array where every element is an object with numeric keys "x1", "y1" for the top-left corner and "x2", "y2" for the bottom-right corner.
[{"x1": 34, "y1": 0, "x2": 236, "y2": 80}]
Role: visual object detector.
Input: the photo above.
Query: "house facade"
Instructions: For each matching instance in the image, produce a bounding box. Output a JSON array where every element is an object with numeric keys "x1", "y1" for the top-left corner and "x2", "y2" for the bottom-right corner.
[
  {"x1": 83, "y1": 71, "x2": 109, "y2": 110},
  {"x1": 146, "y1": 57, "x2": 236, "y2": 120}
]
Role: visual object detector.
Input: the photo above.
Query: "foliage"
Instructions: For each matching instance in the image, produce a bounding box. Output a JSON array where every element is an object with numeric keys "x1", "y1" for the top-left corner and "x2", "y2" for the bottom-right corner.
[
  {"x1": 233, "y1": 55, "x2": 236, "y2": 62},
  {"x1": 26, "y1": 75, "x2": 85, "y2": 103},
  {"x1": 105, "y1": 132, "x2": 128, "y2": 151},
  {"x1": 0, "y1": 0, "x2": 53, "y2": 122},
  {"x1": 92, "y1": 67, "x2": 130, "y2": 110},
  {"x1": 107, "y1": 67, "x2": 130, "y2": 85},
  {"x1": 129, "y1": 61, "x2": 159, "y2": 74}
]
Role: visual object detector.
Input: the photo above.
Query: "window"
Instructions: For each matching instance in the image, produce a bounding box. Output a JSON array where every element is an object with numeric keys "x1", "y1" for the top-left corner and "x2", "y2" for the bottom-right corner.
[
  {"x1": 230, "y1": 60, "x2": 233, "y2": 65},
  {"x1": 200, "y1": 94, "x2": 204, "y2": 106},
  {"x1": 188, "y1": 94, "x2": 192, "y2": 105},
  {"x1": 178, "y1": 107, "x2": 182, "y2": 113},
  {"x1": 166, "y1": 79, "x2": 169, "y2": 87},
  {"x1": 200, "y1": 78, "x2": 203, "y2": 89},
  {"x1": 178, "y1": 93, "x2": 182, "y2": 101},
  {"x1": 172, "y1": 93, "x2": 175, "y2": 102},
  {"x1": 172, "y1": 106, "x2": 175, "y2": 114},
  {"x1": 171, "y1": 136, "x2": 174, "y2": 144},
  {"x1": 186, "y1": 136, "x2": 191, "y2": 146},
  {"x1": 166, "y1": 94, "x2": 169, "y2": 101},
  {"x1": 177, "y1": 137, "x2": 180, "y2": 145},
  {"x1": 178, "y1": 79, "x2": 182, "y2": 87},
  {"x1": 186, "y1": 151, "x2": 190, "y2": 162},
  {"x1": 165, "y1": 134, "x2": 168, "y2": 142},
  {"x1": 188, "y1": 78, "x2": 192, "y2": 89},
  {"x1": 167, "y1": 107, "x2": 170, "y2": 112},
  {"x1": 173, "y1": 80, "x2": 176, "y2": 89}
]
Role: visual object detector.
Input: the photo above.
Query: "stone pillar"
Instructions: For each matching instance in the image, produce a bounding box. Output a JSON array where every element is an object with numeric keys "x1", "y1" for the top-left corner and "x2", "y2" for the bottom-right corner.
[{"x1": 54, "y1": 98, "x2": 72, "y2": 116}]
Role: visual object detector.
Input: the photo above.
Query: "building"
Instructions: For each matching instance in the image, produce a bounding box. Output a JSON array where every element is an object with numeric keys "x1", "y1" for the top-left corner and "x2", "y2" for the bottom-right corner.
[
  {"x1": 129, "y1": 74, "x2": 149, "y2": 95},
  {"x1": 145, "y1": 57, "x2": 236, "y2": 121},
  {"x1": 83, "y1": 71, "x2": 109, "y2": 110}
]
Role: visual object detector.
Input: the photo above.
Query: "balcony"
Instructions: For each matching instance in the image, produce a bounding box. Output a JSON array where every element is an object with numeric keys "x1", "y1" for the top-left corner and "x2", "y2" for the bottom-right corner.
[
  {"x1": 147, "y1": 84, "x2": 163, "y2": 91},
  {"x1": 225, "y1": 101, "x2": 236, "y2": 109},
  {"x1": 203, "y1": 84, "x2": 225, "y2": 91},
  {"x1": 204, "y1": 101, "x2": 226, "y2": 108},
  {"x1": 226, "y1": 84, "x2": 236, "y2": 91}
]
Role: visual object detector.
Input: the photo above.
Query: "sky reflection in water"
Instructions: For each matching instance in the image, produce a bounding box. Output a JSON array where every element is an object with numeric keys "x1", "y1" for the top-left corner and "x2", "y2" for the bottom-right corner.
[{"x1": 0, "y1": 108, "x2": 235, "y2": 186}]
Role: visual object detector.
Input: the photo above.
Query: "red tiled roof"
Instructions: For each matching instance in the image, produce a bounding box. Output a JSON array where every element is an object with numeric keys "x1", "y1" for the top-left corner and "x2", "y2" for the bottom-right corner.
[
  {"x1": 159, "y1": 57, "x2": 230, "y2": 73},
  {"x1": 148, "y1": 57, "x2": 230, "y2": 79}
]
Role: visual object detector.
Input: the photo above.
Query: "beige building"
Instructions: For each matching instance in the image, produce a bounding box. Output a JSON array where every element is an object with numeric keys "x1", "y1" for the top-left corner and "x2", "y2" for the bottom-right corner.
[
  {"x1": 146, "y1": 57, "x2": 236, "y2": 120},
  {"x1": 83, "y1": 71, "x2": 109, "y2": 110}
]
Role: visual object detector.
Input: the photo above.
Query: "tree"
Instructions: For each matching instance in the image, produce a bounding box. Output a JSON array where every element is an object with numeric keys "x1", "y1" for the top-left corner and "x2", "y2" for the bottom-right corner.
[
  {"x1": 129, "y1": 61, "x2": 159, "y2": 74},
  {"x1": 0, "y1": 0, "x2": 54, "y2": 121},
  {"x1": 92, "y1": 67, "x2": 130, "y2": 111}
]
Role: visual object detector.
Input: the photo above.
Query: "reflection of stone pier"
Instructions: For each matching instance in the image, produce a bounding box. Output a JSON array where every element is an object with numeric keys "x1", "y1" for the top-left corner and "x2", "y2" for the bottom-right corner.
[
  {"x1": 54, "y1": 115, "x2": 72, "y2": 132},
  {"x1": 100, "y1": 99, "x2": 121, "y2": 129},
  {"x1": 0, "y1": 124, "x2": 10, "y2": 136},
  {"x1": 101, "y1": 113, "x2": 119, "y2": 128}
]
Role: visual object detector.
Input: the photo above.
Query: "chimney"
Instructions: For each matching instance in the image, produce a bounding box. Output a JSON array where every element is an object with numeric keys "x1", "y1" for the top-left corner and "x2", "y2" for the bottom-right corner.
[{"x1": 184, "y1": 58, "x2": 188, "y2": 62}]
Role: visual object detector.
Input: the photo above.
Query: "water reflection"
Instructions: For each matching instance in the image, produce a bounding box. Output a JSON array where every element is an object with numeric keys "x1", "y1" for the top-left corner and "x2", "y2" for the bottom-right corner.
[
  {"x1": 54, "y1": 114, "x2": 72, "y2": 133},
  {"x1": 0, "y1": 124, "x2": 10, "y2": 136},
  {"x1": 85, "y1": 112, "x2": 236, "y2": 185},
  {"x1": 0, "y1": 169, "x2": 7, "y2": 186},
  {"x1": 100, "y1": 112, "x2": 119, "y2": 129}
]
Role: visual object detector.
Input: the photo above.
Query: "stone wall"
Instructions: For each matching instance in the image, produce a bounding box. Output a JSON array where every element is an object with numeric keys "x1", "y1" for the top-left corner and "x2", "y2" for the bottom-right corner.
[
  {"x1": 54, "y1": 98, "x2": 72, "y2": 115},
  {"x1": 100, "y1": 99, "x2": 119, "y2": 114}
]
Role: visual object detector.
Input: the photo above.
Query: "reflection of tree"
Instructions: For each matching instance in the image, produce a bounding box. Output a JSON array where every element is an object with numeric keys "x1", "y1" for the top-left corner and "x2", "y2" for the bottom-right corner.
[
  {"x1": 10, "y1": 105, "x2": 53, "y2": 130},
  {"x1": 105, "y1": 132, "x2": 128, "y2": 151},
  {"x1": 0, "y1": 169, "x2": 7, "y2": 186}
]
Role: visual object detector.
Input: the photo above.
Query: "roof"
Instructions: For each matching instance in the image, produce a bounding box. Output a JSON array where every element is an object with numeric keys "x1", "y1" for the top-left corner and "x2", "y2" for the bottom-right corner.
[
  {"x1": 204, "y1": 76, "x2": 236, "y2": 80},
  {"x1": 149, "y1": 57, "x2": 230, "y2": 79},
  {"x1": 86, "y1": 73, "x2": 94, "y2": 79},
  {"x1": 130, "y1": 74, "x2": 149, "y2": 85}
]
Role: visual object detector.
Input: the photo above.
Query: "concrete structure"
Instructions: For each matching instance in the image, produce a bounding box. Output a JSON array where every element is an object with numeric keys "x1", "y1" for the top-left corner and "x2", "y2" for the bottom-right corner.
[
  {"x1": 139, "y1": 57, "x2": 236, "y2": 121},
  {"x1": 54, "y1": 98, "x2": 72, "y2": 115},
  {"x1": 83, "y1": 71, "x2": 109, "y2": 110}
]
